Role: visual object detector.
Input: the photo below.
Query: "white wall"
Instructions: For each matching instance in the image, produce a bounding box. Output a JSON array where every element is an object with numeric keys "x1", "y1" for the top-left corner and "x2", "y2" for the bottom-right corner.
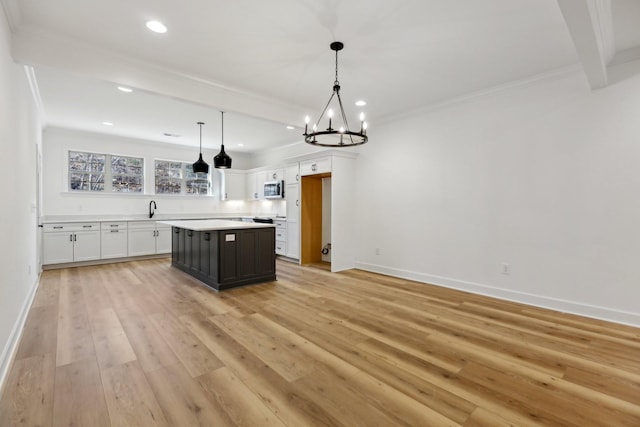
[
  {"x1": 0, "y1": 9, "x2": 41, "y2": 389},
  {"x1": 42, "y1": 127, "x2": 256, "y2": 217},
  {"x1": 355, "y1": 69, "x2": 640, "y2": 326}
]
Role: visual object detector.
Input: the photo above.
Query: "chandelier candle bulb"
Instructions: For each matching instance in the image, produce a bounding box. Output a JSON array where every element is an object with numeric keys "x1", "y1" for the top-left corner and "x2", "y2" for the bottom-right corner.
[{"x1": 304, "y1": 115, "x2": 310, "y2": 134}]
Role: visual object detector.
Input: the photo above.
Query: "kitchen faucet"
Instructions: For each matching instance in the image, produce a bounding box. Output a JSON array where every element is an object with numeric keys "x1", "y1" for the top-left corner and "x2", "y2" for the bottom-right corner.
[{"x1": 149, "y1": 200, "x2": 157, "y2": 218}]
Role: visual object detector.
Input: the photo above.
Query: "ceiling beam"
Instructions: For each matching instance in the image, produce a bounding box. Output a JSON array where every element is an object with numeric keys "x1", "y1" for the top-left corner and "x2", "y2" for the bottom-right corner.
[{"x1": 557, "y1": 0, "x2": 613, "y2": 89}]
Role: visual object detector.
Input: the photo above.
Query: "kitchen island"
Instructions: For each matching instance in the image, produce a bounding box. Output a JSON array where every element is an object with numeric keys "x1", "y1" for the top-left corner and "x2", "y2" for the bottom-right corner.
[{"x1": 158, "y1": 219, "x2": 276, "y2": 291}]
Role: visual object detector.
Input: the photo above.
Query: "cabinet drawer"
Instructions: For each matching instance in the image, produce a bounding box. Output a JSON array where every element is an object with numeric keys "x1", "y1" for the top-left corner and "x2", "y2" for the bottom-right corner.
[
  {"x1": 275, "y1": 230, "x2": 286, "y2": 241},
  {"x1": 43, "y1": 222, "x2": 99, "y2": 232},
  {"x1": 101, "y1": 221, "x2": 128, "y2": 230},
  {"x1": 300, "y1": 157, "x2": 331, "y2": 176},
  {"x1": 275, "y1": 241, "x2": 286, "y2": 255},
  {"x1": 273, "y1": 220, "x2": 286, "y2": 230},
  {"x1": 127, "y1": 221, "x2": 157, "y2": 230}
]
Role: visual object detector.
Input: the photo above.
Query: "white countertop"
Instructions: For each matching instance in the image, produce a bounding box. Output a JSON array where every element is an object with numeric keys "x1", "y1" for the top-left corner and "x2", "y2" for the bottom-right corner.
[
  {"x1": 40, "y1": 213, "x2": 245, "y2": 224},
  {"x1": 158, "y1": 219, "x2": 275, "y2": 231}
]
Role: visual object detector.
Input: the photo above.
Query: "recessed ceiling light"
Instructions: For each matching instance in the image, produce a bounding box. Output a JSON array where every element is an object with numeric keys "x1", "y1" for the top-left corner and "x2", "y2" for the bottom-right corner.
[
  {"x1": 117, "y1": 86, "x2": 133, "y2": 93},
  {"x1": 102, "y1": 122, "x2": 113, "y2": 126},
  {"x1": 355, "y1": 100, "x2": 367, "y2": 107},
  {"x1": 163, "y1": 132, "x2": 181, "y2": 138},
  {"x1": 286, "y1": 126, "x2": 295, "y2": 130},
  {"x1": 146, "y1": 20, "x2": 167, "y2": 33}
]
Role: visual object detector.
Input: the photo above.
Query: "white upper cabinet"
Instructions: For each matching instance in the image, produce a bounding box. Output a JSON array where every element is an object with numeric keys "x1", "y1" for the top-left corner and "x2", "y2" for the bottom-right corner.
[
  {"x1": 265, "y1": 168, "x2": 284, "y2": 182},
  {"x1": 300, "y1": 156, "x2": 331, "y2": 176},
  {"x1": 285, "y1": 163, "x2": 300, "y2": 183},
  {"x1": 221, "y1": 170, "x2": 246, "y2": 200}
]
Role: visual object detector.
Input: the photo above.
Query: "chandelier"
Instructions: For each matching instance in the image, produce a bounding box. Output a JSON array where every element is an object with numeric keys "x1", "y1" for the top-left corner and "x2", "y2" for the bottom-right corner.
[{"x1": 304, "y1": 41, "x2": 368, "y2": 147}]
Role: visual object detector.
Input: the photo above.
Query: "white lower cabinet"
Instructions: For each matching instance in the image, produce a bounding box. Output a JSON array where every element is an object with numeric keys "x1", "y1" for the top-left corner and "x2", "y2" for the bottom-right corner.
[
  {"x1": 101, "y1": 222, "x2": 128, "y2": 259},
  {"x1": 274, "y1": 219, "x2": 286, "y2": 256},
  {"x1": 155, "y1": 224, "x2": 172, "y2": 253},
  {"x1": 128, "y1": 221, "x2": 171, "y2": 256},
  {"x1": 43, "y1": 223, "x2": 101, "y2": 264}
]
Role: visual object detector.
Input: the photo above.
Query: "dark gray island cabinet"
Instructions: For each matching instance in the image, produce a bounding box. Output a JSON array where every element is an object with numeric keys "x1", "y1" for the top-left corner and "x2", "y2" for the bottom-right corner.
[{"x1": 159, "y1": 220, "x2": 276, "y2": 291}]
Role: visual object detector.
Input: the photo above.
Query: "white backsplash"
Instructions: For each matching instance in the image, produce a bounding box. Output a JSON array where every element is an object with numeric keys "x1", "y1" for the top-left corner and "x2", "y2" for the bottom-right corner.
[{"x1": 250, "y1": 199, "x2": 286, "y2": 217}]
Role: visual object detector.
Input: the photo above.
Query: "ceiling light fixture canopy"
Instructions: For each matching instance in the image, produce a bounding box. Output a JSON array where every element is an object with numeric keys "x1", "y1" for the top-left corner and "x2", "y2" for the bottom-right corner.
[
  {"x1": 304, "y1": 41, "x2": 368, "y2": 147},
  {"x1": 214, "y1": 111, "x2": 232, "y2": 169},
  {"x1": 192, "y1": 121, "x2": 209, "y2": 174}
]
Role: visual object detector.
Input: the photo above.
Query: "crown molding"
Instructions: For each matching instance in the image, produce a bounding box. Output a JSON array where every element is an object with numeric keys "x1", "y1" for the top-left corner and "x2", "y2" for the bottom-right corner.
[
  {"x1": 0, "y1": 0, "x2": 22, "y2": 33},
  {"x1": 377, "y1": 64, "x2": 583, "y2": 126}
]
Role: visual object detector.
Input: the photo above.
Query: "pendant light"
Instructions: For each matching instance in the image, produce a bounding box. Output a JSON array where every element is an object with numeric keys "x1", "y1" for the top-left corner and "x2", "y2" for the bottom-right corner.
[
  {"x1": 192, "y1": 121, "x2": 209, "y2": 174},
  {"x1": 303, "y1": 41, "x2": 368, "y2": 147},
  {"x1": 214, "y1": 111, "x2": 232, "y2": 169}
]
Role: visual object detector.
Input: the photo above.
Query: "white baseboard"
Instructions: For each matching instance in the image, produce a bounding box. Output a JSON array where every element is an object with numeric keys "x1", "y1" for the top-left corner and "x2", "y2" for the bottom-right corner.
[
  {"x1": 0, "y1": 274, "x2": 40, "y2": 398},
  {"x1": 354, "y1": 261, "x2": 640, "y2": 328}
]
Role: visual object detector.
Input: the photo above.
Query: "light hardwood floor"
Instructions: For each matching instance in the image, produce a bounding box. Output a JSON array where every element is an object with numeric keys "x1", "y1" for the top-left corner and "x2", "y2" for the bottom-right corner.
[{"x1": 1, "y1": 258, "x2": 639, "y2": 426}]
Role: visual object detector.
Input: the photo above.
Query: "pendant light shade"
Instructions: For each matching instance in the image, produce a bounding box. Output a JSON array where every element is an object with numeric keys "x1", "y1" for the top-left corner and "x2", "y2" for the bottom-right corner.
[
  {"x1": 192, "y1": 121, "x2": 209, "y2": 174},
  {"x1": 214, "y1": 111, "x2": 232, "y2": 169}
]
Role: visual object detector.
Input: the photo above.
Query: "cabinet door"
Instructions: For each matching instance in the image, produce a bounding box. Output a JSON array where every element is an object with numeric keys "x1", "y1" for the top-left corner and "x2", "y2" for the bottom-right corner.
[
  {"x1": 300, "y1": 157, "x2": 331, "y2": 176},
  {"x1": 101, "y1": 229, "x2": 128, "y2": 259},
  {"x1": 286, "y1": 222, "x2": 299, "y2": 259},
  {"x1": 266, "y1": 169, "x2": 284, "y2": 181},
  {"x1": 199, "y1": 231, "x2": 211, "y2": 277},
  {"x1": 183, "y1": 229, "x2": 194, "y2": 269},
  {"x1": 256, "y1": 228, "x2": 276, "y2": 277},
  {"x1": 245, "y1": 173, "x2": 260, "y2": 200},
  {"x1": 172, "y1": 227, "x2": 181, "y2": 265},
  {"x1": 285, "y1": 183, "x2": 299, "y2": 222},
  {"x1": 222, "y1": 170, "x2": 246, "y2": 200},
  {"x1": 43, "y1": 233, "x2": 74, "y2": 264},
  {"x1": 155, "y1": 224, "x2": 172, "y2": 254},
  {"x1": 73, "y1": 230, "x2": 101, "y2": 262},
  {"x1": 285, "y1": 163, "x2": 299, "y2": 183},
  {"x1": 128, "y1": 227, "x2": 157, "y2": 256},
  {"x1": 219, "y1": 231, "x2": 239, "y2": 283}
]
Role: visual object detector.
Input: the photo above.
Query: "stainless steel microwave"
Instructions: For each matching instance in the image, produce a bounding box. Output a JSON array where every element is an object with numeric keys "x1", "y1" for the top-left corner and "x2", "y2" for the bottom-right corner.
[{"x1": 264, "y1": 180, "x2": 284, "y2": 199}]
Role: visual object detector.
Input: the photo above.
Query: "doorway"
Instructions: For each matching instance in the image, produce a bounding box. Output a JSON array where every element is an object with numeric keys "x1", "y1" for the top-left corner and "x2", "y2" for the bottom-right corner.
[{"x1": 301, "y1": 173, "x2": 331, "y2": 266}]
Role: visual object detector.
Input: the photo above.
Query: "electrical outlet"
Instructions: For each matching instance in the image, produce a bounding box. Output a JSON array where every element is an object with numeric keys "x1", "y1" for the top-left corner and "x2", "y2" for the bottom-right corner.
[{"x1": 501, "y1": 263, "x2": 510, "y2": 275}]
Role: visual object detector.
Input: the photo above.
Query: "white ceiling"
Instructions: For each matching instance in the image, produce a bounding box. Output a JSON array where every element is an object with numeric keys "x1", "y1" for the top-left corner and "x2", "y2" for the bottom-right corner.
[{"x1": 3, "y1": 0, "x2": 640, "y2": 152}]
